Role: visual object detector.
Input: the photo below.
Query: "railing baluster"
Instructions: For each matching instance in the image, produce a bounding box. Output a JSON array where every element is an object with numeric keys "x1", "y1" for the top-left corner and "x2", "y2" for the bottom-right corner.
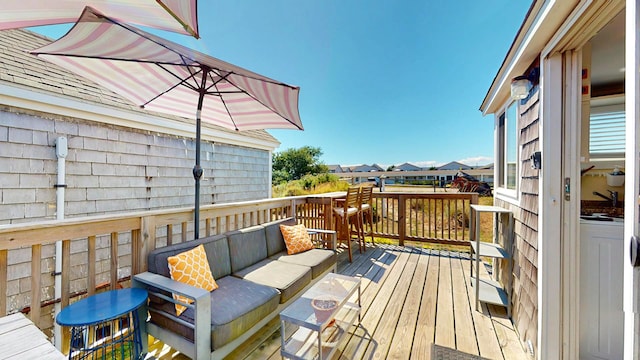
[
  {"x1": 0, "y1": 250, "x2": 7, "y2": 317},
  {"x1": 181, "y1": 222, "x2": 187, "y2": 243},
  {"x1": 398, "y1": 195, "x2": 406, "y2": 246},
  {"x1": 111, "y1": 232, "x2": 119, "y2": 290},
  {"x1": 61, "y1": 240, "x2": 70, "y2": 307},
  {"x1": 30, "y1": 244, "x2": 41, "y2": 327},
  {"x1": 88, "y1": 236, "x2": 96, "y2": 296},
  {"x1": 167, "y1": 224, "x2": 173, "y2": 246}
]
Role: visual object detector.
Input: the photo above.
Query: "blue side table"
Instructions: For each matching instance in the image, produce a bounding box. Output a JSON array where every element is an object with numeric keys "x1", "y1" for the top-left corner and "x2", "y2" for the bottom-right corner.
[{"x1": 56, "y1": 288, "x2": 147, "y2": 360}]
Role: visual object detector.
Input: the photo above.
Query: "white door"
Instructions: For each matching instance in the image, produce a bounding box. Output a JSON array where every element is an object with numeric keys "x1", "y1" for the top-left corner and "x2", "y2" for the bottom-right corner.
[{"x1": 579, "y1": 222, "x2": 624, "y2": 360}]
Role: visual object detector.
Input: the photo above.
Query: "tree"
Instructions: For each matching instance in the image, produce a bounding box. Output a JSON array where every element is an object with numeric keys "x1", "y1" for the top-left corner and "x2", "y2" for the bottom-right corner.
[{"x1": 272, "y1": 146, "x2": 328, "y2": 184}]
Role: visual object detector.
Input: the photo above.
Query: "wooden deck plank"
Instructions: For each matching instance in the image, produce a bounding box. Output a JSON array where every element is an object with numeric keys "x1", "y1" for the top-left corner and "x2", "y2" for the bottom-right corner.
[
  {"x1": 386, "y1": 247, "x2": 430, "y2": 359},
  {"x1": 148, "y1": 335, "x2": 189, "y2": 359},
  {"x1": 340, "y1": 245, "x2": 386, "y2": 278},
  {"x1": 450, "y1": 252, "x2": 480, "y2": 356},
  {"x1": 460, "y1": 254, "x2": 506, "y2": 360},
  {"x1": 434, "y1": 251, "x2": 455, "y2": 349},
  {"x1": 410, "y1": 248, "x2": 440, "y2": 360},
  {"x1": 488, "y1": 305, "x2": 527, "y2": 360},
  {"x1": 331, "y1": 245, "x2": 396, "y2": 360},
  {"x1": 0, "y1": 313, "x2": 65, "y2": 360},
  {"x1": 340, "y1": 247, "x2": 411, "y2": 359},
  {"x1": 362, "y1": 248, "x2": 420, "y2": 359}
]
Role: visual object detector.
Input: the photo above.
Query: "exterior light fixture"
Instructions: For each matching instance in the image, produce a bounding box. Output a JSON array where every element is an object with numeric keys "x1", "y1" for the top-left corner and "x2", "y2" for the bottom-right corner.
[{"x1": 510, "y1": 75, "x2": 531, "y2": 100}]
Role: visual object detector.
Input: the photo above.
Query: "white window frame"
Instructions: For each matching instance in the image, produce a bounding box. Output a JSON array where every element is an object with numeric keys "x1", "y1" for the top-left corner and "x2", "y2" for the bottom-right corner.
[{"x1": 494, "y1": 100, "x2": 520, "y2": 203}]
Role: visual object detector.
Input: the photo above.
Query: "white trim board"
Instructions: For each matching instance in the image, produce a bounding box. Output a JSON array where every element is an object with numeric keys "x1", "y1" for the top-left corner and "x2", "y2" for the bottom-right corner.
[{"x1": 624, "y1": 3, "x2": 640, "y2": 359}]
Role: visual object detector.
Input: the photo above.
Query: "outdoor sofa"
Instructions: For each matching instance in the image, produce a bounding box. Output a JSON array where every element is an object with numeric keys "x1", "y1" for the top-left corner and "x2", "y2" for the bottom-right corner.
[{"x1": 132, "y1": 217, "x2": 337, "y2": 360}]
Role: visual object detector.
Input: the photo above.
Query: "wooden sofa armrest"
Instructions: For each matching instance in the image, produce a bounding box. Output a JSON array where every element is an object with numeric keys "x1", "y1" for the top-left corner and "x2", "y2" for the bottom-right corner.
[
  {"x1": 133, "y1": 272, "x2": 211, "y2": 359},
  {"x1": 307, "y1": 228, "x2": 337, "y2": 250}
]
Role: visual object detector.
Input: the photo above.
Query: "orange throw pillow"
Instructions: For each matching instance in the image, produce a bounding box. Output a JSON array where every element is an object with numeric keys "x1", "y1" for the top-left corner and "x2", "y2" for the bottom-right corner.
[
  {"x1": 280, "y1": 224, "x2": 314, "y2": 255},
  {"x1": 167, "y1": 244, "x2": 218, "y2": 316}
]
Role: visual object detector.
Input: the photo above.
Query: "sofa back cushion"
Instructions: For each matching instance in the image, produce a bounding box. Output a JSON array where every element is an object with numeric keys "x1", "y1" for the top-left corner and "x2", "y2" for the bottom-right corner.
[
  {"x1": 148, "y1": 234, "x2": 232, "y2": 279},
  {"x1": 227, "y1": 225, "x2": 268, "y2": 272},
  {"x1": 264, "y1": 218, "x2": 296, "y2": 256}
]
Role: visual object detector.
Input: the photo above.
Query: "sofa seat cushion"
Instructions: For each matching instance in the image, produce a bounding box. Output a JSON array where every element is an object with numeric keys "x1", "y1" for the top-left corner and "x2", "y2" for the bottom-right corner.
[
  {"x1": 149, "y1": 275, "x2": 280, "y2": 350},
  {"x1": 270, "y1": 249, "x2": 336, "y2": 279},
  {"x1": 233, "y1": 259, "x2": 312, "y2": 303}
]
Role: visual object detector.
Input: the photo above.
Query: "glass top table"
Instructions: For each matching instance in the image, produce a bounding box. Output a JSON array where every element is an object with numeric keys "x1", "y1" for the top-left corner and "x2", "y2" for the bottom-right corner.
[{"x1": 280, "y1": 273, "x2": 361, "y2": 360}]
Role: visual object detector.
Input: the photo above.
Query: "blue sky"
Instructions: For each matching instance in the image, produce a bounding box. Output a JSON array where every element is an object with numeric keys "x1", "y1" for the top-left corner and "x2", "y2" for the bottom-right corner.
[{"x1": 33, "y1": 1, "x2": 531, "y2": 168}]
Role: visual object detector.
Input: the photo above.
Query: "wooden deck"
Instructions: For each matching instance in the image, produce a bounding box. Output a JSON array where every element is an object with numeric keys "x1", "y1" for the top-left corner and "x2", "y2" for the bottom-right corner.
[
  {"x1": 0, "y1": 313, "x2": 65, "y2": 360},
  {"x1": 147, "y1": 244, "x2": 529, "y2": 360}
]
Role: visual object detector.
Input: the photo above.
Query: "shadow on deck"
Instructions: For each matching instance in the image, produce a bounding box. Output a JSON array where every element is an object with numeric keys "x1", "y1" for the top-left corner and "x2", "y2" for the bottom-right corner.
[{"x1": 147, "y1": 243, "x2": 529, "y2": 360}]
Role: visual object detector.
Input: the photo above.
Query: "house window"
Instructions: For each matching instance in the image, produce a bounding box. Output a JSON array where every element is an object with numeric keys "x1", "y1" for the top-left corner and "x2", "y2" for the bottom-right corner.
[
  {"x1": 497, "y1": 101, "x2": 518, "y2": 192},
  {"x1": 589, "y1": 100, "x2": 625, "y2": 159}
]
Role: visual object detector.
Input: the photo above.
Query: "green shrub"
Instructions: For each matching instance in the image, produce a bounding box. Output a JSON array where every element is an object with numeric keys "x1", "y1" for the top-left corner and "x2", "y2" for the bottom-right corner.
[{"x1": 272, "y1": 173, "x2": 348, "y2": 197}]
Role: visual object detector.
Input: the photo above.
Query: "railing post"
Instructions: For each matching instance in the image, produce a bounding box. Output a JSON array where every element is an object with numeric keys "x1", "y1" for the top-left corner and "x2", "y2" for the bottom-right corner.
[
  {"x1": 140, "y1": 216, "x2": 156, "y2": 274},
  {"x1": 131, "y1": 229, "x2": 141, "y2": 276},
  {"x1": 289, "y1": 199, "x2": 296, "y2": 219},
  {"x1": 398, "y1": 195, "x2": 406, "y2": 246}
]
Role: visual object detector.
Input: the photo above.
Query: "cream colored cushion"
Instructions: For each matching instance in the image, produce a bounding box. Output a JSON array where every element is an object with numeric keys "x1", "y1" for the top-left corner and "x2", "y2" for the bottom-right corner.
[
  {"x1": 280, "y1": 224, "x2": 314, "y2": 255},
  {"x1": 167, "y1": 244, "x2": 218, "y2": 316}
]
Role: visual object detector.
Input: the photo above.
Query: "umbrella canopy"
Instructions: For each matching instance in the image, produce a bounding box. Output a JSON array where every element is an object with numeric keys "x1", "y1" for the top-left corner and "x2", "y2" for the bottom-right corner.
[
  {"x1": 31, "y1": 6, "x2": 303, "y2": 239},
  {"x1": 0, "y1": 0, "x2": 199, "y2": 37}
]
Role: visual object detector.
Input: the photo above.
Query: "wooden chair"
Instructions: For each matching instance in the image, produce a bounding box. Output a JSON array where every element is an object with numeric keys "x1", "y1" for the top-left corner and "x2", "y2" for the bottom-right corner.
[
  {"x1": 333, "y1": 186, "x2": 360, "y2": 262},
  {"x1": 357, "y1": 184, "x2": 375, "y2": 250}
]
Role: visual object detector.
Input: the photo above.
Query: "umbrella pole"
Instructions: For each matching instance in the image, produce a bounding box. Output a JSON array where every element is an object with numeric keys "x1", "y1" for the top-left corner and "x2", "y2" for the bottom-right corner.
[
  {"x1": 192, "y1": 68, "x2": 210, "y2": 239},
  {"x1": 193, "y1": 98, "x2": 205, "y2": 239},
  {"x1": 193, "y1": 112, "x2": 202, "y2": 239}
]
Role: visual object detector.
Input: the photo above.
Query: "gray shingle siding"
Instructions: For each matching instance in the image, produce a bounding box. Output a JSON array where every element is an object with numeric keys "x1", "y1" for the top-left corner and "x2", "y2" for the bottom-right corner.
[{"x1": 0, "y1": 114, "x2": 271, "y2": 223}]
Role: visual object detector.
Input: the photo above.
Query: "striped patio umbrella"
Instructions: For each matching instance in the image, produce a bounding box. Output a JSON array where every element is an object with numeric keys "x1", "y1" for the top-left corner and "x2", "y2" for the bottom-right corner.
[
  {"x1": 0, "y1": 0, "x2": 199, "y2": 37},
  {"x1": 31, "y1": 6, "x2": 303, "y2": 239}
]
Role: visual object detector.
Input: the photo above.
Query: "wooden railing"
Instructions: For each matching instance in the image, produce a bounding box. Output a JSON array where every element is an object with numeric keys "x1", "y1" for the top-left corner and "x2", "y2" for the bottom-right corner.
[
  {"x1": 0, "y1": 197, "x2": 301, "y2": 330},
  {"x1": 370, "y1": 192, "x2": 478, "y2": 245},
  {"x1": 0, "y1": 191, "x2": 477, "y2": 334},
  {"x1": 296, "y1": 192, "x2": 478, "y2": 246}
]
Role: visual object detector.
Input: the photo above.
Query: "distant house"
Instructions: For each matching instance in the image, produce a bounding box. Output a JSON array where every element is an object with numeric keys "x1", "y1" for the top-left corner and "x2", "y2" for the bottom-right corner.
[
  {"x1": 347, "y1": 164, "x2": 383, "y2": 172},
  {"x1": 437, "y1": 161, "x2": 472, "y2": 171},
  {"x1": 327, "y1": 165, "x2": 344, "y2": 173},
  {"x1": 394, "y1": 162, "x2": 423, "y2": 171},
  {"x1": 480, "y1": 2, "x2": 637, "y2": 359},
  {"x1": 474, "y1": 163, "x2": 494, "y2": 170}
]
